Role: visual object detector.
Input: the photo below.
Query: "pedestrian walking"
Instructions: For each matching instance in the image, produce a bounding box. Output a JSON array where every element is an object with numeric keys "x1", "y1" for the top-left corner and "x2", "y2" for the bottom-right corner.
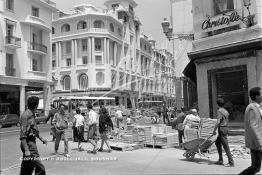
[
  {"x1": 98, "y1": 107, "x2": 113, "y2": 153},
  {"x1": 46, "y1": 104, "x2": 58, "y2": 141},
  {"x1": 19, "y1": 96, "x2": 47, "y2": 175},
  {"x1": 239, "y1": 87, "x2": 262, "y2": 175},
  {"x1": 162, "y1": 103, "x2": 170, "y2": 125},
  {"x1": 115, "y1": 107, "x2": 124, "y2": 129},
  {"x1": 53, "y1": 104, "x2": 70, "y2": 157},
  {"x1": 73, "y1": 108, "x2": 85, "y2": 151},
  {"x1": 87, "y1": 103, "x2": 99, "y2": 154},
  {"x1": 176, "y1": 107, "x2": 186, "y2": 148},
  {"x1": 212, "y1": 98, "x2": 234, "y2": 167}
]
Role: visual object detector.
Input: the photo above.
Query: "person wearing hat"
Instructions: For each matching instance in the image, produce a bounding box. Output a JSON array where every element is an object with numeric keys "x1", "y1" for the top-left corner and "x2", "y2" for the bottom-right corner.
[
  {"x1": 98, "y1": 107, "x2": 114, "y2": 153},
  {"x1": 213, "y1": 98, "x2": 234, "y2": 167}
]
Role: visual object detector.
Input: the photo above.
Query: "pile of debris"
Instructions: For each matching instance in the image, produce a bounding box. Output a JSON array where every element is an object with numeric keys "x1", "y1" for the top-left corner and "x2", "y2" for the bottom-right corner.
[{"x1": 230, "y1": 145, "x2": 250, "y2": 159}]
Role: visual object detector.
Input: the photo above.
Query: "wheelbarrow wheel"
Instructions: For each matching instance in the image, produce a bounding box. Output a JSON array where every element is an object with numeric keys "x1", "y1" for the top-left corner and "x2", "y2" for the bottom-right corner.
[{"x1": 186, "y1": 152, "x2": 195, "y2": 160}]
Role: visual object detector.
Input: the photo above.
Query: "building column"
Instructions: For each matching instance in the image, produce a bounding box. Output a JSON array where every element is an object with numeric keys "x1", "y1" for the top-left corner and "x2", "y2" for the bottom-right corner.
[
  {"x1": 43, "y1": 85, "x2": 51, "y2": 116},
  {"x1": 91, "y1": 37, "x2": 95, "y2": 64},
  {"x1": 103, "y1": 38, "x2": 107, "y2": 64},
  {"x1": 107, "y1": 38, "x2": 110, "y2": 64},
  {"x1": 88, "y1": 37, "x2": 92, "y2": 63},
  {"x1": 20, "y1": 86, "x2": 25, "y2": 115},
  {"x1": 114, "y1": 42, "x2": 117, "y2": 66},
  {"x1": 58, "y1": 42, "x2": 62, "y2": 67},
  {"x1": 71, "y1": 40, "x2": 75, "y2": 65},
  {"x1": 74, "y1": 39, "x2": 78, "y2": 65},
  {"x1": 55, "y1": 42, "x2": 59, "y2": 67}
]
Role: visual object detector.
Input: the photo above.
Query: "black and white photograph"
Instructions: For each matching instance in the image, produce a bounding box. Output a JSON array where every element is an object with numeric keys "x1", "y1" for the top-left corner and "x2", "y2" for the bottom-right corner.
[{"x1": 0, "y1": 0, "x2": 262, "y2": 174}]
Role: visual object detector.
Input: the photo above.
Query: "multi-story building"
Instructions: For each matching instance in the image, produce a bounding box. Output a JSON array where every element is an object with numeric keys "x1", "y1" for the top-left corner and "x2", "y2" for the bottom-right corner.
[
  {"x1": 185, "y1": 0, "x2": 262, "y2": 125},
  {"x1": 0, "y1": 0, "x2": 56, "y2": 115},
  {"x1": 51, "y1": 0, "x2": 176, "y2": 109}
]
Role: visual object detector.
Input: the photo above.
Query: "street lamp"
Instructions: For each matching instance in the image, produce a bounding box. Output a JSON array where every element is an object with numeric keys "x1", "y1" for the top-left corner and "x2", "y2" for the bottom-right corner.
[{"x1": 243, "y1": 0, "x2": 253, "y2": 27}]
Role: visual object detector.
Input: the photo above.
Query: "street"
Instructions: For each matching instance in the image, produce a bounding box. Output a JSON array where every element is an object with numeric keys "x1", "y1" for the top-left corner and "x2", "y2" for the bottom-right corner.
[{"x1": 0, "y1": 125, "x2": 258, "y2": 175}]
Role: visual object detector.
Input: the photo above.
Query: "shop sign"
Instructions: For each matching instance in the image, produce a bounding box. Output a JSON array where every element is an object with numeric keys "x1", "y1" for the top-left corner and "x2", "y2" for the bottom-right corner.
[
  {"x1": 28, "y1": 82, "x2": 44, "y2": 87},
  {"x1": 201, "y1": 10, "x2": 249, "y2": 31}
]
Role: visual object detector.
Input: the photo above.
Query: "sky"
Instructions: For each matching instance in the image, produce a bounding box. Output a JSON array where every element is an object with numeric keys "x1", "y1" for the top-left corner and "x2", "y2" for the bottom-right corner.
[{"x1": 51, "y1": 0, "x2": 172, "y2": 51}]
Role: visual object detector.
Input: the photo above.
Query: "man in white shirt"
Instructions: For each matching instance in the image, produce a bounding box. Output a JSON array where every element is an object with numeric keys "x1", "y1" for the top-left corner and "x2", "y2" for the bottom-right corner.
[
  {"x1": 73, "y1": 108, "x2": 85, "y2": 151},
  {"x1": 115, "y1": 108, "x2": 123, "y2": 129},
  {"x1": 86, "y1": 103, "x2": 99, "y2": 154},
  {"x1": 183, "y1": 109, "x2": 200, "y2": 141}
]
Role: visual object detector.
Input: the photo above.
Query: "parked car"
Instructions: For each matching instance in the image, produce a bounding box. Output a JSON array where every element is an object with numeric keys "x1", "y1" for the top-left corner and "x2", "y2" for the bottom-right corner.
[
  {"x1": 0, "y1": 114, "x2": 20, "y2": 128},
  {"x1": 35, "y1": 109, "x2": 47, "y2": 124}
]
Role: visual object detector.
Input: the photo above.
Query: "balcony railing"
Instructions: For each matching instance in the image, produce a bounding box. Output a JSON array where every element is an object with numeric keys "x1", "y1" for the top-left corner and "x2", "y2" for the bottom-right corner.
[
  {"x1": 5, "y1": 67, "x2": 16, "y2": 76},
  {"x1": 5, "y1": 36, "x2": 21, "y2": 47},
  {"x1": 29, "y1": 42, "x2": 47, "y2": 53}
]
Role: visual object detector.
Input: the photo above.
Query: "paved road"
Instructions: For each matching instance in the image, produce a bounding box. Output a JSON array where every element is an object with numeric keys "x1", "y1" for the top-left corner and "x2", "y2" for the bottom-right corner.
[{"x1": 0, "y1": 125, "x2": 260, "y2": 175}]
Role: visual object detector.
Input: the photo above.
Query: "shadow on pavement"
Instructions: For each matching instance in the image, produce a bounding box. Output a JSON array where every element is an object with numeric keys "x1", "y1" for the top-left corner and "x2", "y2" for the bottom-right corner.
[{"x1": 179, "y1": 158, "x2": 218, "y2": 165}]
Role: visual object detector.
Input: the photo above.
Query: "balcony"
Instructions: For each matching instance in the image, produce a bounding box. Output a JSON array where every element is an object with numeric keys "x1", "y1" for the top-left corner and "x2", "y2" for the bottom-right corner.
[
  {"x1": 28, "y1": 42, "x2": 47, "y2": 54},
  {"x1": 5, "y1": 67, "x2": 16, "y2": 77},
  {"x1": 21, "y1": 15, "x2": 51, "y2": 32},
  {"x1": 5, "y1": 36, "x2": 21, "y2": 49}
]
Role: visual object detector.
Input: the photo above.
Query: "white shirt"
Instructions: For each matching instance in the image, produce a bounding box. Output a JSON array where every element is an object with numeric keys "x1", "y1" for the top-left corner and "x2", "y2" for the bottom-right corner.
[
  {"x1": 88, "y1": 109, "x2": 98, "y2": 125},
  {"x1": 127, "y1": 118, "x2": 132, "y2": 124},
  {"x1": 116, "y1": 110, "x2": 123, "y2": 119},
  {"x1": 183, "y1": 114, "x2": 200, "y2": 127},
  {"x1": 74, "y1": 114, "x2": 84, "y2": 127}
]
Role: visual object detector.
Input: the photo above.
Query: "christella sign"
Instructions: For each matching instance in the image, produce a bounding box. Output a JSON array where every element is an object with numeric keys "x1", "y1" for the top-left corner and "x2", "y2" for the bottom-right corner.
[{"x1": 201, "y1": 11, "x2": 250, "y2": 30}]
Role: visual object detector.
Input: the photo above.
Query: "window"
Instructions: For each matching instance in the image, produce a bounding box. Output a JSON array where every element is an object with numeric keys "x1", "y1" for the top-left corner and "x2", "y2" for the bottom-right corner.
[
  {"x1": 52, "y1": 43, "x2": 56, "y2": 54},
  {"x1": 63, "y1": 76, "x2": 71, "y2": 90},
  {"x1": 79, "y1": 74, "x2": 88, "y2": 89},
  {"x1": 52, "y1": 60, "x2": 56, "y2": 68},
  {"x1": 118, "y1": 28, "x2": 122, "y2": 36},
  {"x1": 82, "y1": 39, "x2": 87, "y2": 51},
  {"x1": 6, "y1": 23, "x2": 14, "y2": 36},
  {"x1": 6, "y1": 0, "x2": 14, "y2": 11},
  {"x1": 61, "y1": 24, "x2": 70, "y2": 32},
  {"x1": 82, "y1": 56, "x2": 88, "y2": 64},
  {"x1": 65, "y1": 41, "x2": 71, "y2": 53},
  {"x1": 32, "y1": 58, "x2": 38, "y2": 71},
  {"x1": 77, "y1": 21, "x2": 87, "y2": 30},
  {"x1": 66, "y1": 58, "x2": 71, "y2": 67},
  {"x1": 214, "y1": 0, "x2": 234, "y2": 15},
  {"x1": 96, "y1": 72, "x2": 105, "y2": 86},
  {"x1": 52, "y1": 27, "x2": 55, "y2": 34},
  {"x1": 32, "y1": 7, "x2": 39, "y2": 17},
  {"x1": 110, "y1": 23, "x2": 114, "y2": 32},
  {"x1": 93, "y1": 20, "x2": 104, "y2": 28},
  {"x1": 95, "y1": 56, "x2": 102, "y2": 64},
  {"x1": 95, "y1": 38, "x2": 102, "y2": 51}
]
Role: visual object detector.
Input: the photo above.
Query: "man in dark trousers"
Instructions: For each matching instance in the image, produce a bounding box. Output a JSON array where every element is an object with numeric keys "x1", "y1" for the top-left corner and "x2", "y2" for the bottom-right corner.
[
  {"x1": 176, "y1": 107, "x2": 186, "y2": 148},
  {"x1": 46, "y1": 104, "x2": 58, "y2": 141},
  {"x1": 213, "y1": 98, "x2": 234, "y2": 167},
  {"x1": 240, "y1": 87, "x2": 262, "y2": 175},
  {"x1": 162, "y1": 103, "x2": 170, "y2": 125},
  {"x1": 19, "y1": 96, "x2": 48, "y2": 175}
]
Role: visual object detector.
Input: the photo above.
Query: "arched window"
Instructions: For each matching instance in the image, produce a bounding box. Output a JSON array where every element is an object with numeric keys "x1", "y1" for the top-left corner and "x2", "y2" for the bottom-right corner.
[
  {"x1": 109, "y1": 23, "x2": 114, "y2": 32},
  {"x1": 61, "y1": 24, "x2": 70, "y2": 32},
  {"x1": 93, "y1": 20, "x2": 104, "y2": 28},
  {"x1": 96, "y1": 72, "x2": 105, "y2": 86},
  {"x1": 63, "y1": 75, "x2": 71, "y2": 90},
  {"x1": 77, "y1": 21, "x2": 87, "y2": 30},
  {"x1": 79, "y1": 74, "x2": 88, "y2": 89}
]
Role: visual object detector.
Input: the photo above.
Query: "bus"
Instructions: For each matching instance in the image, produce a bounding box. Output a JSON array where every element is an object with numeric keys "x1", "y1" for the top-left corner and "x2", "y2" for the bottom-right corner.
[{"x1": 52, "y1": 96, "x2": 117, "y2": 116}]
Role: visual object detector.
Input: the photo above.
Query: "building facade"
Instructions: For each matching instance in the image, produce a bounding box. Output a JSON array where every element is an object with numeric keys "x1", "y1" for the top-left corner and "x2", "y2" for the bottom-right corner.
[
  {"x1": 0, "y1": 0, "x2": 56, "y2": 115},
  {"x1": 186, "y1": 0, "x2": 262, "y2": 124},
  {"x1": 51, "y1": 0, "x2": 176, "y2": 109}
]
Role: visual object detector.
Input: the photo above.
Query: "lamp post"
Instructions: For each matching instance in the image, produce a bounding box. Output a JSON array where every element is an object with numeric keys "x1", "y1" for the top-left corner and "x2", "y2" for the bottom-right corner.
[
  {"x1": 243, "y1": 0, "x2": 253, "y2": 27},
  {"x1": 161, "y1": 0, "x2": 194, "y2": 109}
]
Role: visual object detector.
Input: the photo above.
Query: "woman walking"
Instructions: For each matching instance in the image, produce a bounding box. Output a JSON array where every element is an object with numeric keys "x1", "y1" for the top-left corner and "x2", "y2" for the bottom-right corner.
[
  {"x1": 73, "y1": 108, "x2": 85, "y2": 151},
  {"x1": 98, "y1": 107, "x2": 114, "y2": 153}
]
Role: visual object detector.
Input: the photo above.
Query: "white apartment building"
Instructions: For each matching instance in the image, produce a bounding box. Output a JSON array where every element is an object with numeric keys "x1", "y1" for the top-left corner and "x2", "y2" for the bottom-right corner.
[
  {"x1": 185, "y1": 0, "x2": 262, "y2": 124},
  {"x1": 51, "y1": 0, "x2": 176, "y2": 109},
  {"x1": 0, "y1": 0, "x2": 56, "y2": 115}
]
